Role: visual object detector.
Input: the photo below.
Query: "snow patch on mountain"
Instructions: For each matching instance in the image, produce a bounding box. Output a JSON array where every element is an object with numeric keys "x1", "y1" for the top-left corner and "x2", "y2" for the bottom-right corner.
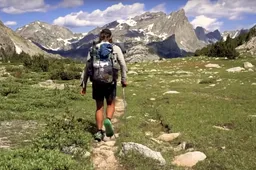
[
  {"x1": 117, "y1": 18, "x2": 137, "y2": 27},
  {"x1": 147, "y1": 24, "x2": 154, "y2": 31},
  {"x1": 14, "y1": 43, "x2": 22, "y2": 54}
]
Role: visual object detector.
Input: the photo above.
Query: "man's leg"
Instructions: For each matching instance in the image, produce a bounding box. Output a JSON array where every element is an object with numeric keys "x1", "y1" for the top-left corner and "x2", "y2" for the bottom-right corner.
[
  {"x1": 103, "y1": 83, "x2": 116, "y2": 137},
  {"x1": 96, "y1": 100, "x2": 104, "y2": 130},
  {"x1": 106, "y1": 99, "x2": 115, "y2": 120}
]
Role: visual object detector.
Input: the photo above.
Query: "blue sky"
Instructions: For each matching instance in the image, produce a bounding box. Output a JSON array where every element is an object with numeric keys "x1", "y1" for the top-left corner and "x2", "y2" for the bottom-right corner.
[{"x1": 0, "y1": 0, "x2": 255, "y2": 33}]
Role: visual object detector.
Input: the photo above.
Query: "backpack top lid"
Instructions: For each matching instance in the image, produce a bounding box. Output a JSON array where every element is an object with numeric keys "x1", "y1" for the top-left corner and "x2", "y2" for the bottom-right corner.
[{"x1": 96, "y1": 42, "x2": 113, "y2": 60}]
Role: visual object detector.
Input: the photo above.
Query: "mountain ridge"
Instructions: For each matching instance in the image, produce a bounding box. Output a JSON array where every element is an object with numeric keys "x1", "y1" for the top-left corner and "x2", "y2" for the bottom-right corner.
[{"x1": 15, "y1": 9, "x2": 205, "y2": 60}]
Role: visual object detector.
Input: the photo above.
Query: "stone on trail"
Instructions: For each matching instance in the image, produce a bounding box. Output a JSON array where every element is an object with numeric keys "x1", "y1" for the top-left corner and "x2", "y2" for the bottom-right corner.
[
  {"x1": 252, "y1": 83, "x2": 256, "y2": 86},
  {"x1": 244, "y1": 62, "x2": 254, "y2": 69},
  {"x1": 226, "y1": 67, "x2": 245, "y2": 73},
  {"x1": 150, "y1": 98, "x2": 156, "y2": 101},
  {"x1": 205, "y1": 64, "x2": 221, "y2": 68},
  {"x1": 172, "y1": 151, "x2": 207, "y2": 167},
  {"x1": 120, "y1": 142, "x2": 166, "y2": 165},
  {"x1": 163, "y1": 91, "x2": 180, "y2": 95},
  {"x1": 157, "y1": 133, "x2": 180, "y2": 142}
]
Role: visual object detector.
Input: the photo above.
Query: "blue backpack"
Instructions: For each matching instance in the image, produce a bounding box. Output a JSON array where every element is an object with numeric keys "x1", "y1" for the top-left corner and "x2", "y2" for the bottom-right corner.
[{"x1": 89, "y1": 42, "x2": 118, "y2": 84}]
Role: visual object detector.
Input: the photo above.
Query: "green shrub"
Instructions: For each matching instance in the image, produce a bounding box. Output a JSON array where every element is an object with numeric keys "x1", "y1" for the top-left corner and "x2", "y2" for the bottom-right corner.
[
  {"x1": 199, "y1": 78, "x2": 217, "y2": 84},
  {"x1": 50, "y1": 70, "x2": 81, "y2": 80},
  {"x1": 0, "y1": 148, "x2": 87, "y2": 170},
  {"x1": 5, "y1": 66, "x2": 23, "y2": 78},
  {"x1": 34, "y1": 114, "x2": 92, "y2": 151},
  {"x1": 0, "y1": 84, "x2": 19, "y2": 96}
]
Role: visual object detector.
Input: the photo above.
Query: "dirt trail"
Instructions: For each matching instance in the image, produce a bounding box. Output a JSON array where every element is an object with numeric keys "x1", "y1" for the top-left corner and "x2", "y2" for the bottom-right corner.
[{"x1": 92, "y1": 97, "x2": 125, "y2": 170}]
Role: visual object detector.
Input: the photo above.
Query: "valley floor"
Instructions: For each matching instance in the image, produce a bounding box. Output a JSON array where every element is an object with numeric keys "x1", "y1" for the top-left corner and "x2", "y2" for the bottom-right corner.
[{"x1": 0, "y1": 56, "x2": 256, "y2": 170}]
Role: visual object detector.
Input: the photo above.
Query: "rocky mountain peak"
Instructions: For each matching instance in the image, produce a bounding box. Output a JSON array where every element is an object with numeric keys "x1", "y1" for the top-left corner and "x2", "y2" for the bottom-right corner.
[
  {"x1": 195, "y1": 27, "x2": 222, "y2": 44},
  {"x1": 168, "y1": 9, "x2": 186, "y2": 21},
  {"x1": 16, "y1": 21, "x2": 85, "y2": 51}
]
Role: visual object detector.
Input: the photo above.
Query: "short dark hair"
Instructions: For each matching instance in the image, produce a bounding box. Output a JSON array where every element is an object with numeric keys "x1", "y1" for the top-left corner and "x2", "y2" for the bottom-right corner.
[{"x1": 99, "y1": 29, "x2": 112, "y2": 43}]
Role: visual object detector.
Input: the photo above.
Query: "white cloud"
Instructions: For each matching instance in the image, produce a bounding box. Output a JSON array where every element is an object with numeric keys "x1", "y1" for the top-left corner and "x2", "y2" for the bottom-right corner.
[
  {"x1": 53, "y1": 2, "x2": 146, "y2": 27},
  {"x1": 191, "y1": 15, "x2": 223, "y2": 31},
  {"x1": 4, "y1": 21, "x2": 17, "y2": 26},
  {"x1": 58, "y1": 0, "x2": 84, "y2": 8},
  {"x1": 0, "y1": 0, "x2": 48, "y2": 14},
  {"x1": 0, "y1": 0, "x2": 84, "y2": 14},
  {"x1": 150, "y1": 3, "x2": 166, "y2": 13},
  {"x1": 184, "y1": 0, "x2": 256, "y2": 20}
]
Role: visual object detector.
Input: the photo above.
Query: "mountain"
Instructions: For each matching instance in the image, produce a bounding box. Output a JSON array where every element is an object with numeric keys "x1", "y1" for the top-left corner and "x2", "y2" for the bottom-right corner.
[
  {"x1": 0, "y1": 20, "x2": 60, "y2": 58},
  {"x1": 222, "y1": 29, "x2": 248, "y2": 41},
  {"x1": 16, "y1": 9, "x2": 204, "y2": 60},
  {"x1": 16, "y1": 21, "x2": 86, "y2": 51},
  {"x1": 76, "y1": 9, "x2": 204, "y2": 58},
  {"x1": 195, "y1": 27, "x2": 222, "y2": 44},
  {"x1": 236, "y1": 26, "x2": 256, "y2": 55}
]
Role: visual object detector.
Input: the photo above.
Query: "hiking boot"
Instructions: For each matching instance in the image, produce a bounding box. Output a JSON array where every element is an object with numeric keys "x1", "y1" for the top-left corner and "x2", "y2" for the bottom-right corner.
[
  {"x1": 94, "y1": 131, "x2": 104, "y2": 141},
  {"x1": 104, "y1": 119, "x2": 114, "y2": 137}
]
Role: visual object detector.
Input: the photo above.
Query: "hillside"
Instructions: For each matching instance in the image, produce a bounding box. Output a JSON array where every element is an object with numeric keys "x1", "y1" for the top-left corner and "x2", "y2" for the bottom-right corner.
[
  {"x1": 195, "y1": 25, "x2": 256, "y2": 59},
  {"x1": 0, "y1": 20, "x2": 60, "y2": 59}
]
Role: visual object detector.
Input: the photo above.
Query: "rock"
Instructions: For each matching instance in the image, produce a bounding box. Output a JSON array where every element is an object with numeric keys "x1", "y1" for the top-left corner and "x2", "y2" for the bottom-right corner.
[
  {"x1": 163, "y1": 91, "x2": 180, "y2": 95},
  {"x1": 174, "y1": 142, "x2": 186, "y2": 152},
  {"x1": 35, "y1": 79, "x2": 65, "y2": 90},
  {"x1": 62, "y1": 144, "x2": 90, "y2": 158},
  {"x1": 126, "y1": 116, "x2": 134, "y2": 119},
  {"x1": 150, "y1": 98, "x2": 156, "y2": 101},
  {"x1": 209, "y1": 84, "x2": 216, "y2": 87},
  {"x1": 0, "y1": 137, "x2": 11, "y2": 149},
  {"x1": 175, "y1": 71, "x2": 193, "y2": 76},
  {"x1": 226, "y1": 67, "x2": 245, "y2": 73},
  {"x1": 157, "y1": 133, "x2": 180, "y2": 142},
  {"x1": 248, "y1": 68, "x2": 254, "y2": 72},
  {"x1": 145, "y1": 131, "x2": 153, "y2": 136},
  {"x1": 252, "y1": 83, "x2": 256, "y2": 86},
  {"x1": 172, "y1": 151, "x2": 207, "y2": 167},
  {"x1": 205, "y1": 64, "x2": 221, "y2": 68},
  {"x1": 213, "y1": 125, "x2": 230, "y2": 131},
  {"x1": 127, "y1": 70, "x2": 138, "y2": 75},
  {"x1": 244, "y1": 62, "x2": 254, "y2": 69},
  {"x1": 150, "y1": 138, "x2": 163, "y2": 144},
  {"x1": 120, "y1": 142, "x2": 166, "y2": 165},
  {"x1": 148, "y1": 119, "x2": 158, "y2": 123},
  {"x1": 248, "y1": 115, "x2": 256, "y2": 118}
]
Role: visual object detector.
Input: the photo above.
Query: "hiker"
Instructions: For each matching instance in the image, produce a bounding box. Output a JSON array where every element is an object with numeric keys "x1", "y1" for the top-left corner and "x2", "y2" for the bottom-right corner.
[{"x1": 80, "y1": 29, "x2": 127, "y2": 141}]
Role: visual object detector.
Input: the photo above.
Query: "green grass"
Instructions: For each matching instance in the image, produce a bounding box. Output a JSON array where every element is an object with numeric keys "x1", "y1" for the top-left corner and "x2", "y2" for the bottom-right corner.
[{"x1": 0, "y1": 56, "x2": 256, "y2": 169}]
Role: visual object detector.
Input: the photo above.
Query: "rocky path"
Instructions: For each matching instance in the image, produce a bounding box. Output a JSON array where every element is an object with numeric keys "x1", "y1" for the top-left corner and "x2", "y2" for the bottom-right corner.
[{"x1": 91, "y1": 97, "x2": 125, "y2": 170}]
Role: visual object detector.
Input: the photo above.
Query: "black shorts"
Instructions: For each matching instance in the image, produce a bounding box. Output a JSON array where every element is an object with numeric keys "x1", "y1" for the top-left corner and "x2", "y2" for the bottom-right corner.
[{"x1": 92, "y1": 82, "x2": 116, "y2": 102}]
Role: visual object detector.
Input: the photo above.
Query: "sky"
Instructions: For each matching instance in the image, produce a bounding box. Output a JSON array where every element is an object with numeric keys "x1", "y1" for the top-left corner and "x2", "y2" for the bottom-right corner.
[{"x1": 0, "y1": 0, "x2": 255, "y2": 33}]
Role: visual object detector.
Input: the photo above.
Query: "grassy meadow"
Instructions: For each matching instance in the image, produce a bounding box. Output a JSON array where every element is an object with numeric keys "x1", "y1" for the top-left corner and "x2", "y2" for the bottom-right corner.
[{"x1": 0, "y1": 56, "x2": 255, "y2": 170}]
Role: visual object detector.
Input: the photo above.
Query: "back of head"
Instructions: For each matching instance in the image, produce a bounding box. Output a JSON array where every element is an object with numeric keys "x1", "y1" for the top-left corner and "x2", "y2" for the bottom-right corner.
[{"x1": 99, "y1": 29, "x2": 112, "y2": 43}]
